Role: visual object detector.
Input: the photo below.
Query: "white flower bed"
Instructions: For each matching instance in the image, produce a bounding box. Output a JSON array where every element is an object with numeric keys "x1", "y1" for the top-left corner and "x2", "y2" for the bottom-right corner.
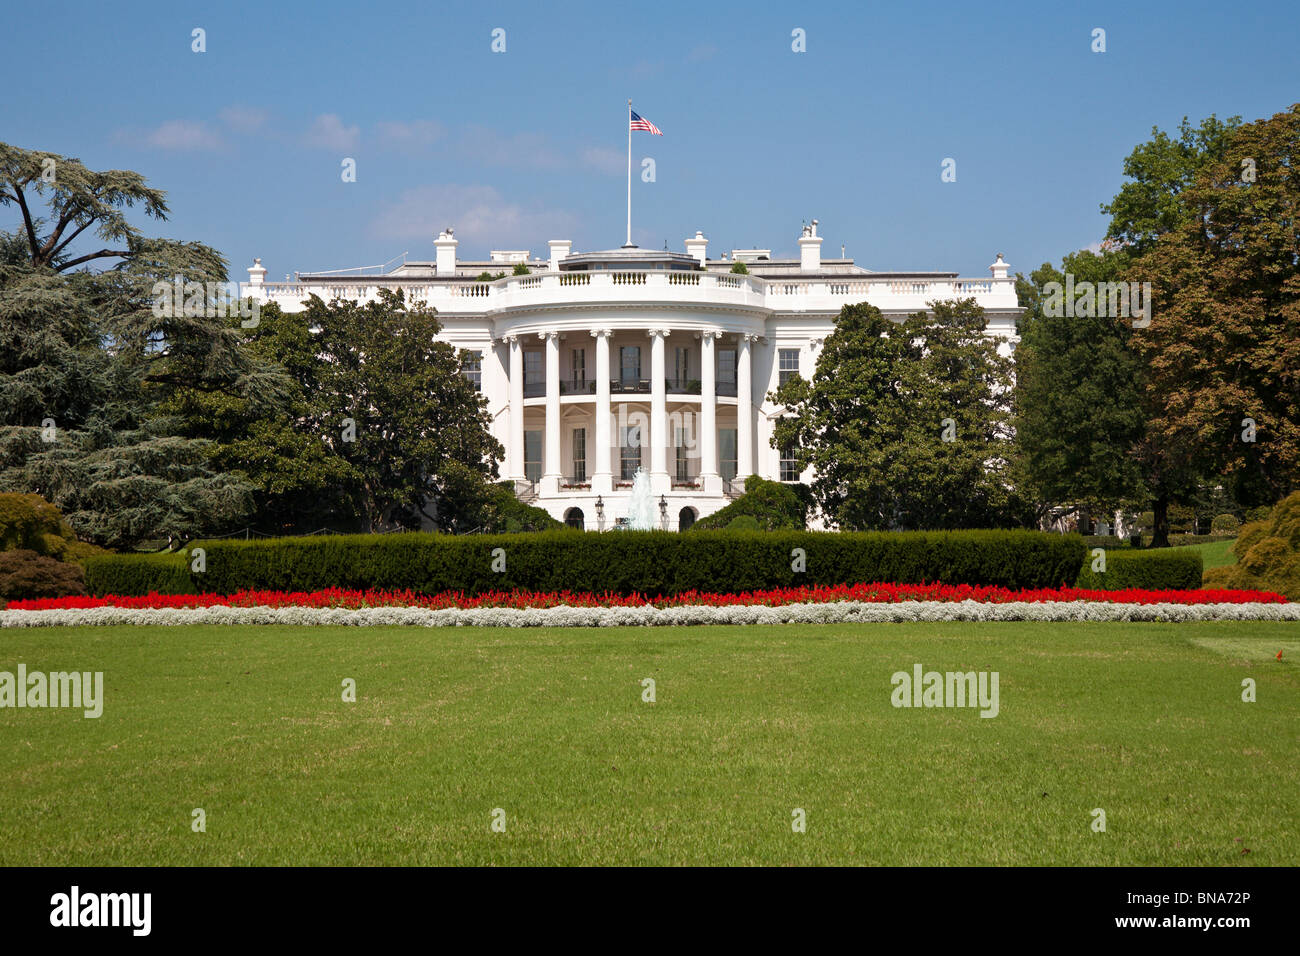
[{"x1": 2, "y1": 600, "x2": 1298, "y2": 628}]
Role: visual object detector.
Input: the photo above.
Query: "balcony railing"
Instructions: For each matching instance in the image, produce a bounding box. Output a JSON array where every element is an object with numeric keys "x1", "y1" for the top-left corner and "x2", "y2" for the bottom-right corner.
[
  {"x1": 247, "y1": 270, "x2": 1019, "y2": 315},
  {"x1": 524, "y1": 378, "x2": 737, "y2": 398},
  {"x1": 523, "y1": 381, "x2": 545, "y2": 398},
  {"x1": 559, "y1": 379, "x2": 596, "y2": 395},
  {"x1": 717, "y1": 381, "x2": 737, "y2": 397}
]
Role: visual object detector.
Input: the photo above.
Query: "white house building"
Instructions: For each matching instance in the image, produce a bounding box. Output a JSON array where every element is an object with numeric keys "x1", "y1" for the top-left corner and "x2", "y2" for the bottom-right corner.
[{"x1": 241, "y1": 222, "x2": 1020, "y2": 530}]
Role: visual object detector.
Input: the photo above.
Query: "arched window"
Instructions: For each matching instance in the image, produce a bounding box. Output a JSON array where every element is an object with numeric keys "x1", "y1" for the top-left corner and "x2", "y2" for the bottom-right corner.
[
  {"x1": 678, "y1": 507, "x2": 697, "y2": 531},
  {"x1": 564, "y1": 507, "x2": 585, "y2": 530}
]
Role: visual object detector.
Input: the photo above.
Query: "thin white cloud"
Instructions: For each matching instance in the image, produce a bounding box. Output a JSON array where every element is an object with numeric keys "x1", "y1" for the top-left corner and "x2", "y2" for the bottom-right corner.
[
  {"x1": 375, "y1": 119, "x2": 444, "y2": 149},
  {"x1": 581, "y1": 146, "x2": 625, "y2": 176},
  {"x1": 122, "y1": 120, "x2": 224, "y2": 151},
  {"x1": 367, "y1": 184, "x2": 579, "y2": 249},
  {"x1": 303, "y1": 114, "x2": 360, "y2": 151},
  {"x1": 456, "y1": 126, "x2": 568, "y2": 169},
  {"x1": 219, "y1": 105, "x2": 269, "y2": 133}
]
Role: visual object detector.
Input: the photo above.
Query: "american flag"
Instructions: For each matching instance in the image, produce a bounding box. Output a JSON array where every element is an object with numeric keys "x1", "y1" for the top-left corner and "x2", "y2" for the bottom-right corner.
[{"x1": 629, "y1": 110, "x2": 662, "y2": 135}]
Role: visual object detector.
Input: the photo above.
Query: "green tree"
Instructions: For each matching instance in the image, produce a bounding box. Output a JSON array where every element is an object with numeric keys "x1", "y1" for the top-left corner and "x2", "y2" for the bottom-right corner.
[
  {"x1": 1131, "y1": 104, "x2": 1300, "y2": 523},
  {"x1": 1101, "y1": 113, "x2": 1242, "y2": 254},
  {"x1": 0, "y1": 143, "x2": 292, "y2": 548},
  {"x1": 1013, "y1": 249, "x2": 1147, "y2": 530},
  {"x1": 772, "y1": 300, "x2": 1024, "y2": 530},
  {"x1": 179, "y1": 292, "x2": 505, "y2": 533}
]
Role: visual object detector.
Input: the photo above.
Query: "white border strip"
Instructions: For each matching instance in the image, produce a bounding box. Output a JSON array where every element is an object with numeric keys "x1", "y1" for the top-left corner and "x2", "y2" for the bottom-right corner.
[{"x1": 2, "y1": 601, "x2": 1298, "y2": 628}]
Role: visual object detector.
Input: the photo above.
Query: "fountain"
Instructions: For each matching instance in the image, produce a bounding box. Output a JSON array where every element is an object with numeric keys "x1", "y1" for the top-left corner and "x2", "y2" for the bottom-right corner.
[{"x1": 624, "y1": 468, "x2": 658, "y2": 530}]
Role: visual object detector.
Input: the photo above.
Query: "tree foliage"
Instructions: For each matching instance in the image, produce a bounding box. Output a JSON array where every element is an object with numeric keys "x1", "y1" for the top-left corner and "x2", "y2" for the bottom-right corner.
[
  {"x1": 0, "y1": 142, "x2": 292, "y2": 548},
  {"x1": 771, "y1": 300, "x2": 1027, "y2": 530}
]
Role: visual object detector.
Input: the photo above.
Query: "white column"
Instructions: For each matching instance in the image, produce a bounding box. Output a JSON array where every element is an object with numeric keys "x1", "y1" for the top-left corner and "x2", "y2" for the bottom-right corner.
[
  {"x1": 737, "y1": 333, "x2": 754, "y2": 481},
  {"x1": 649, "y1": 328, "x2": 668, "y2": 494},
  {"x1": 592, "y1": 329, "x2": 612, "y2": 494},
  {"x1": 699, "y1": 330, "x2": 720, "y2": 493},
  {"x1": 541, "y1": 331, "x2": 561, "y2": 493},
  {"x1": 508, "y1": 336, "x2": 524, "y2": 481}
]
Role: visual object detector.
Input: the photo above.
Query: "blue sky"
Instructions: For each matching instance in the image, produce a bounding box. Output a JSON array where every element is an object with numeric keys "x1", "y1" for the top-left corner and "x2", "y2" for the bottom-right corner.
[{"x1": 2, "y1": 0, "x2": 1297, "y2": 281}]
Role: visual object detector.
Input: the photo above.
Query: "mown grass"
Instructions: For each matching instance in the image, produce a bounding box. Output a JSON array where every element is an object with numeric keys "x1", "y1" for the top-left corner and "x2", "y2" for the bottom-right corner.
[
  {"x1": 1193, "y1": 538, "x2": 1239, "y2": 571},
  {"x1": 1, "y1": 621, "x2": 1296, "y2": 865}
]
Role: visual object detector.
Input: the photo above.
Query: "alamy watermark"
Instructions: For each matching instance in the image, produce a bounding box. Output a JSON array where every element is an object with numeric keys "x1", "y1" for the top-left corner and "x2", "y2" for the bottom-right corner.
[
  {"x1": 0, "y1": 665, "x2": 103, "y2": 718},
  {"x1": 1042, "y1": 274, "x2": 1152, "y2": 328},
  {"x1": 891, "y1": 663, "x2": 999, "y2": 718},
  {"x1": 151, "y1": 279, "x2": 260, "y2": 327}
]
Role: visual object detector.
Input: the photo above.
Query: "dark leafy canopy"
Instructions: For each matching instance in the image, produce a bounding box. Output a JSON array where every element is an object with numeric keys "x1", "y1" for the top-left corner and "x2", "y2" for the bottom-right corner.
[
  {"x1": 1013, "y1": 249, "x2": 1147, "y2": 520},
  {"x1": 1131, "y1": 103, "x2": 1300, "y2": 511},
  {"x1": 178, "y1": 291, "x2": 505, "y2": 534},
  {"x1": 0, "y1": 141, "x2": 293, "y2": 548},
  {"x1": 1101, "y1": 114, "x2": 1242, "y2": 254},
  {"x1": 772, "y1": 299, "x2": 1030, "y2": 531}
]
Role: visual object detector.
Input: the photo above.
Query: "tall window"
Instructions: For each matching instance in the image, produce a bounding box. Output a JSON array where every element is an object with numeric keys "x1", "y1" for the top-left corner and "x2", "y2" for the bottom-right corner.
[
  {"x1": 572, "y1": 428, "x2": 586, "y2": 482},
  {"x1": 778, "y1": 348, "x2": 799, "y2": 387},
  {"x1": 675, "y1": 425, "x2": 690, "y2": 481},
  {"x1": 620, "y1": 346, "x2": 641, "y2": 386},
  {"x1": 718, "y1": 348, "x2": 736, "y2": 385},
  {"x1": 720, "y1": 429, "x2": 737, "y2": 482},
  {"x1": 524, "y1": 430, "x2": 542, "y2": 482},
  {"x1": 620, "y1": 424, "x2": 642, "y2": 480},
  {"x1": 571, "y1": 348, "x2": 586, "y2": 386},
  {"x1": 779, "y1": 444, "x2": 799, "y2": 481},
  {"x1": 674, "y1": 346, "x2": 690, "y2": 385},
  {"x1": 461, "y1": 350, "x2": 482, "y2": 391},
  {"x1": 524, "y1": 351, "x2": 542, "y2": 392}
]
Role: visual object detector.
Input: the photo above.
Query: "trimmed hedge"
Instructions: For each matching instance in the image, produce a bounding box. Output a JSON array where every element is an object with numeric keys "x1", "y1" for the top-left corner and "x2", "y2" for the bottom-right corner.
[
  {"x1": 84, "y1": 551, "x2": 194, "y2": 596},
  {"x1": 158, "y1": 529, "x2": 1085, "y2": 596},
  {"x1": 1074, "y1": 547, "x2": 1203, "y2": 591}
]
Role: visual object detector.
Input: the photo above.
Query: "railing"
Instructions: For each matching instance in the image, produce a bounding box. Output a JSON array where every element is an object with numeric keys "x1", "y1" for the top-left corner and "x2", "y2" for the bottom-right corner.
[
  {"x1": 559, "y1": 379, "x2": 596, "y2": 395},
  {"x1": 523, "y1": 381, "x2": 545, "y2": 398},
  {"x1": 610, "y1": 378, "x2": 650, "y2": 394},
  {"x1": 514, "y1": 479, "x2": 538, "y2": 502},
  {"x1": 247, "y1": 271, "x2": 1015, "y2": 312},
  {"x1": 665, "y1": 378, "x2": 701, "y2": 394},
  {"x1": 716, "y1": 381, "x2": 737, "y2": 397}
]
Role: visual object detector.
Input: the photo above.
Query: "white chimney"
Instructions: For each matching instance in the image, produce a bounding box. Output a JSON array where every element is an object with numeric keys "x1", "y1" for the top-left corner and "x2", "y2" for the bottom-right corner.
[
  {"x1": 989, "y1": 253, "x2": 1010, "y2": 279},
  {"x1": 684, "y1": 230, "x2": 708, "y2": 267},
  {"x1": 246, "y1": 257, "x2": 266, "y2": 287},
  {"x1": 548, "y1": 239, "x2": 572, "y2": 271},
  {"x1": 798, "y1": 219, "x2": 822, "y2": 272},
  {"x1": 435, "y1": 228, "x2": 458, "y2": 277}
]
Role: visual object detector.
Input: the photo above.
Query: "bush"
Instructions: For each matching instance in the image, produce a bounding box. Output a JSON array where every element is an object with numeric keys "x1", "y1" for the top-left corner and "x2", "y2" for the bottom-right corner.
[
  {"x1": 1075, "y1": 547, "x2": 1203, "y2": 590},
  {"x1": 0, "y1": 492, "x2": 79, "y2": 558},
  {"x1": 0, "y1": 549, "x2": 86, "y2": 600},
  {"x1": 690, "y1": 476, "x2": 807, "y2": 531},
  {"x1": 1245, "y1": 505, "x2": 1272, "y2": 523},
  {"x1": 726, "y1": 515, "x2": 760, "y2": 531},
  {"x1": 84, "y1": 551, "x2": 194, "y2": 596},
  {"x1": 182, "y1": 528, "x2": 1085, "y2": 596},
  {"x1": 1210, "y1": 513, "x2": 1240, "y2": 534},
  {"x1": 1202, "y1": 492, "x2": 1300, "y2": 598}
]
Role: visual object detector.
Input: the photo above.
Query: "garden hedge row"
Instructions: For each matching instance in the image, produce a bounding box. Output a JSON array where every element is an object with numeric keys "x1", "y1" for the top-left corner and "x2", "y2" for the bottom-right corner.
[
  {"x1": 84, "y1": 529, "x2": 1087, "y2": 596},
  {"x1": 84, "y1": 552, "x2": 193, "y2": 596},
  {"x1": 1073, "y1": 547, "x2": 1203, "y2": 591}
]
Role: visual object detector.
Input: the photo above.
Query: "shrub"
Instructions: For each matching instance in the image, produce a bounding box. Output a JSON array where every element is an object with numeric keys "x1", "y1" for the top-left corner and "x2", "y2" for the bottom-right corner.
[
  {"x1": 0, "y1": 492, "x2": 76, "y2": 557},
  {"x1": 1210, "y1": 513, "x2": 1240, "y2": 534},
  {"x1": 1075, "y1": 547, "x2": 1203, "y2": 590},
  {"x1": 185, "y1": 528, "x2": 1085, "y2": 596},
  {"x1": 690, "y1": 476, "x2": 807, "y2": 531},
  {"x1": 726, "y1": 515, "x2": 760, "y2": 531},
  {"x1": 0, "y1": 549, "x2": 86, "y2": 600},
  {"x1": 1245, "y1": 505, "x2": 1272, "y2": 523},
  {"x1": 1202, "y1": 492, "x2": 1300, "y2": 598},
  {"x1": 730, "y1": 261, "x2": 749, "y2": 274},
  {"x1": 84, "y1": 551, "x2": 194, "y2": 596}
]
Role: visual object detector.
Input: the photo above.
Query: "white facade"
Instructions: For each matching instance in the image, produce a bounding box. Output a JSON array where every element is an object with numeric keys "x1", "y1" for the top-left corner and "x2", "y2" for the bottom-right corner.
[{"x1": 241, "y1": 223, "x2": 1020, "y2": 530}]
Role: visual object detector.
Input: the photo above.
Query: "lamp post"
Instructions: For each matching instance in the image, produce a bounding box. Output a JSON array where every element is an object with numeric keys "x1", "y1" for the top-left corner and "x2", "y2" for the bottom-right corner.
[
  {"x1": 595, "y1": 495, "x2": 605, "y2": 532},
  {"x1": 658, "y1": 495, "x2": 668, "y2": 530}
]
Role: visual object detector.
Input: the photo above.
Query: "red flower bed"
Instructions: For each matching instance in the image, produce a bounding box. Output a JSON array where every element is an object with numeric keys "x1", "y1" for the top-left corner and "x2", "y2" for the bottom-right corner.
[{"x1": 6, "y1": 582, "x2": 1287, "y2": 611}]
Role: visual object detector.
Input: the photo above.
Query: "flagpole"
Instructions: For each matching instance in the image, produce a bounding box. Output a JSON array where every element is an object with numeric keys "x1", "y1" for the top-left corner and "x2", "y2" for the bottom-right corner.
[{"x1": 626, "y1": 98, "x2": 632, "y2": 247}]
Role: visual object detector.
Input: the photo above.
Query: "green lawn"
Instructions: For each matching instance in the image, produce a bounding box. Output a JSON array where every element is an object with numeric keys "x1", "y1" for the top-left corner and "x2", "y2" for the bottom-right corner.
[
  {"x1": 2, "y1": 622, "x2": 1297, "y2": 866},
  {"x1": 1193, "y1": 537, "x2": 1239, "y2": 570}
]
